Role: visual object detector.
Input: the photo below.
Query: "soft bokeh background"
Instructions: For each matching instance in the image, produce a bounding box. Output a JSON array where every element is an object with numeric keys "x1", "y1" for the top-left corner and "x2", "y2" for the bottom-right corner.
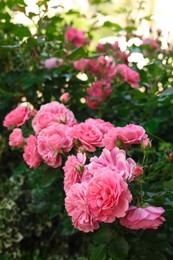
[{"x1": 13, "y1": 0, "x2": 173, "y2": 43}]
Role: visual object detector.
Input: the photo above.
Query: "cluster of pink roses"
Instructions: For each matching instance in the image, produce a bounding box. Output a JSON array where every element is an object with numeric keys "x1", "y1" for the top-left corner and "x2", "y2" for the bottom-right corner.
[
  {"x1": 43, "y1": 25, "x2": 90, "y2": 69},
  {"x1": 43, "y1": 26, "x2": 140, "y2": 109},
  {"x1": 65, "y1": 26, "x2": 90, "y2": 47},
  {"x1": 72, "y1": 37, "x2": 140, "y2": 108},
  {"x1": 96, "y1": 41, "x2": 130, "y2": 64},
  {"x1": 73, "y1": 55, "x2": 140, "y2": 109},
  {"x1": 4, "y1": 101, "x2": 165, "y2": 232}
]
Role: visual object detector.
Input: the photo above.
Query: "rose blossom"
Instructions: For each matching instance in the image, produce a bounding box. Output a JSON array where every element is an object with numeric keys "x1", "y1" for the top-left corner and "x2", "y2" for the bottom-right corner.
[
  {"x1": 82, "y1": 147, "x2": 136, "y2": 182},
  {"x1": 85, "y1": 118, "x2": 114, "y2": 134},
  {"x1": 9, "y1": 128, "x2": 24, "y2": 147},
  {"x1": 119, "y1": 206, "x2": 165, "y2": 230},
  {"x1": 73, "y1": 122, "x2": 103, "y2": 152},
  {"x1": 43, "y1": 57, "x2": 63, "y2": 69},
  {"x1": 103, "y1": 124, "x2": 147, "y2": 150},
  {"x1": 37, "y1": 123, "x2": 74, "y2": 168},
  {"x1": 23, "y1": 135, "x2": 42, "y2": 168},
  {"x1": 82, "y1": 165, "x2": 96, "y2": 183},
  {"x1": 96, "y1": 42, "x2": 129, "y2": 64},
  {"x1": 115, "y1": 64, "x2": 140, "y2": 88},
  {"x1": 63, "y1": 153, "x2": 86, "y2": 194},
  {"x1": 32, "y1": 101, "x2": 77, "y2": 133},
  {"x1": 86, "y1": 80, "x2": 112, "y2": 109},
  {"x1": 59, "y1": 92, "x2": 70, "y2": 104},
  {"x1": 74, "y1": 55, "x2": 117, "y2": 80},
  {"x1": 142, "y1": 38, "x2": 159, "y2": 49},
  {"x1": 88, "y1": 56, "x2": 116, "y2": 80},
  {"x1": 65, "y1": 26, "x2": 90, "y2": 47},
  {"x1": 86, "y1": 168, "x2": 132, "y2": 223},
  {"x1": 96, "y1": 41, "x2": 119, "y2": 52},
  {"x1": 73, "y1": 58, "x2": 89, "y2": 71},
  {"x1": 3, "y1": 105, "x2": 30, "y2": 129},
  {"x1": 65, "y1": 183, "x2": 100, "y2": 232}
]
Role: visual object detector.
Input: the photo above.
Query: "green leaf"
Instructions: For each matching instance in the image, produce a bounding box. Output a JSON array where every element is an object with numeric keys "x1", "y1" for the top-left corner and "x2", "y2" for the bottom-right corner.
[
  {"x1": 35, "y1": 201, "x2": 48, "y2": 213},
  {"x1": 141, "y1": 14, "x2": 152, "y2": 21},
  {"x1": 143, "y1": 119, "x2": 161, "y2": 133},
  {"x1": 93, "y1": 224, "x2": 113, "y2": 244},
  {"x1": 90, "y1": 244, "x2": 107, "y2": 260},
  {"x1": 39, "y1": 171, "x2": 59, "y2": 188},
  {"x1": 103, "y1": 21, "x2": 122, "y2": 31},
  {"x1": 163, "y1": 178, "x2": 173, "y2": 189},
  {"x1": 159, "y1": 87, "x2": 173, "y2": 97},
  {"x1": 49, "y1": 204, "x2": 60, "y2": 218},
  {"x1": 28, "y1": 12, "x2": 37, "y2": 19},
  {"x1": 13, "y1": 162, "x2": 27, "y2": 175},
  {"x1": 87, "y1": 52, "x2": 106, "y2": 58},
  {"x1": 108, "y1": 236, "x2": 129, "y2": 260},
  {"x1": 125, "y1": 25, "x2": 136, "y2": 32},
  {"x1": 90, "y1": 0, "x2": 112, "y2": 4},
  {"x1": 68, "y1": 47, "x2": 86, "y2": 60},
  {"x1": 1, "y1": 43, "x2": 20, "y2": 49}
]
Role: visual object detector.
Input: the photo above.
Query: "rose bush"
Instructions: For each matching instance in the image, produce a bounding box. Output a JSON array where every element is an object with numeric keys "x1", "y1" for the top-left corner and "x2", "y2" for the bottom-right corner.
[{"x1": 1, "y1": 0, "x2": 173, "y2": 259}]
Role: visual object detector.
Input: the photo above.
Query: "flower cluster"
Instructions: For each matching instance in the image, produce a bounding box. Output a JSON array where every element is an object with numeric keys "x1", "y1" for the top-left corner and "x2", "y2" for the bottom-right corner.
[
  {"x1": 65, "y1": 26, "x2": 90, "y2": 47},
  {"x1": 4, "y1": 100, "x2": 165, "y2": 233},
  {"x1": 43, "y1": 26, "x2": 141, "y2": 110}
]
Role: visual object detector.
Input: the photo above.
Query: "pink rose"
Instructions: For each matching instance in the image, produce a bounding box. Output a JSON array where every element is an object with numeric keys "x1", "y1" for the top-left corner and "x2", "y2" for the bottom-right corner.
[
  {"x1": 43, "y1": 57, "x2": 63, "y2": 69},
  {"x1": 23, "y1": 135, "x2": 42, "y2": 168},
  {"x1": 115, "y1": 64, "x2": 140, "y2": 88},
  {"x1": 63, "y1": 153, "x2": 86, "y2": 194},
  {"x1": 96, "y1": 42, "x2": 129, "y2": 64},
  {"x1": 88, "y1": 56, "x2": 116, "y2": 80},
  {"x1": 86, "y1": 80, "x2": 112, "y2": 109},
  {"x1": 117, "y1": 50, "x2": 130, "y2": 64},
  {"x1": 65, "y1": 183, "x2": 99, "y2": 232},
  {"x1": 119, "y1": 206, "x2": 165, "y2": 230},
  {"x1": 65, "y1": 26, "x2": 90, "y2": 47},
  {"x1": 73, "y1": 58, "x2": 89, "y2": 71},
  {"x1": 32, "y1": 101, "x2": 77, "y2": 133},
  {"x1": 83, "y1": 147, "x2": 136, "y2": 181},
  {"x1": 37, "y1": 123, "x2": 74, "y2": 168},
  {"x1": 142, "y1": 38, "x2": 159, "y2": 49},
  {"x1": 3, "y1": 105, "x2": 30, "y2": 129},
  {"x1": 86, "y1": 168, "x2": 132, "y2": 223},
  {"x1": 82, "y1": 165, "x2": 96, "y2": 183},
  {"x1": 103, "y1": 124, "x2": 147, "y2": 149},
  {"x1": 59, "y1": 92, "x2": 70, "y2": 104},
  {"x1": 85, "y1": 118, "x2": 114, "y2": 134},
  {"x1": 96, "y1": 42, "x2": 106, "y2": 52},
  {"x1": 9, "y1": 128, "x2": 24, "y2": 147},
  {"x1": 117, "y1": 124, "x2": 147, "y2": 144},
  {"x1": 73, "y1": 122, "x2": 103, "y2": 152},
  {"x1": 96, "y1": 41, "x2": 119, "y2": 53}
]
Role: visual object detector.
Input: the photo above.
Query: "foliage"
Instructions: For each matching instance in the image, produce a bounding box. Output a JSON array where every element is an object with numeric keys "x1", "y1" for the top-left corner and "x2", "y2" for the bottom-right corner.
[{"x1": 1, "y1": 0, "x2": 173, "y2": 259}]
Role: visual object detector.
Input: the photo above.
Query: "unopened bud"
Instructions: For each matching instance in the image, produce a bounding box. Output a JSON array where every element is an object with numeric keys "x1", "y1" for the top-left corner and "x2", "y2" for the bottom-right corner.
[
  {"x1": 141, "y1": 138, "x2": 151, "y2": 149},
  {"x1": 133, "y1": 165, "x2": 143, "y2": 177},
  {"x1": 59, "y1": 92, "x2": 70, "y2": 104}
]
